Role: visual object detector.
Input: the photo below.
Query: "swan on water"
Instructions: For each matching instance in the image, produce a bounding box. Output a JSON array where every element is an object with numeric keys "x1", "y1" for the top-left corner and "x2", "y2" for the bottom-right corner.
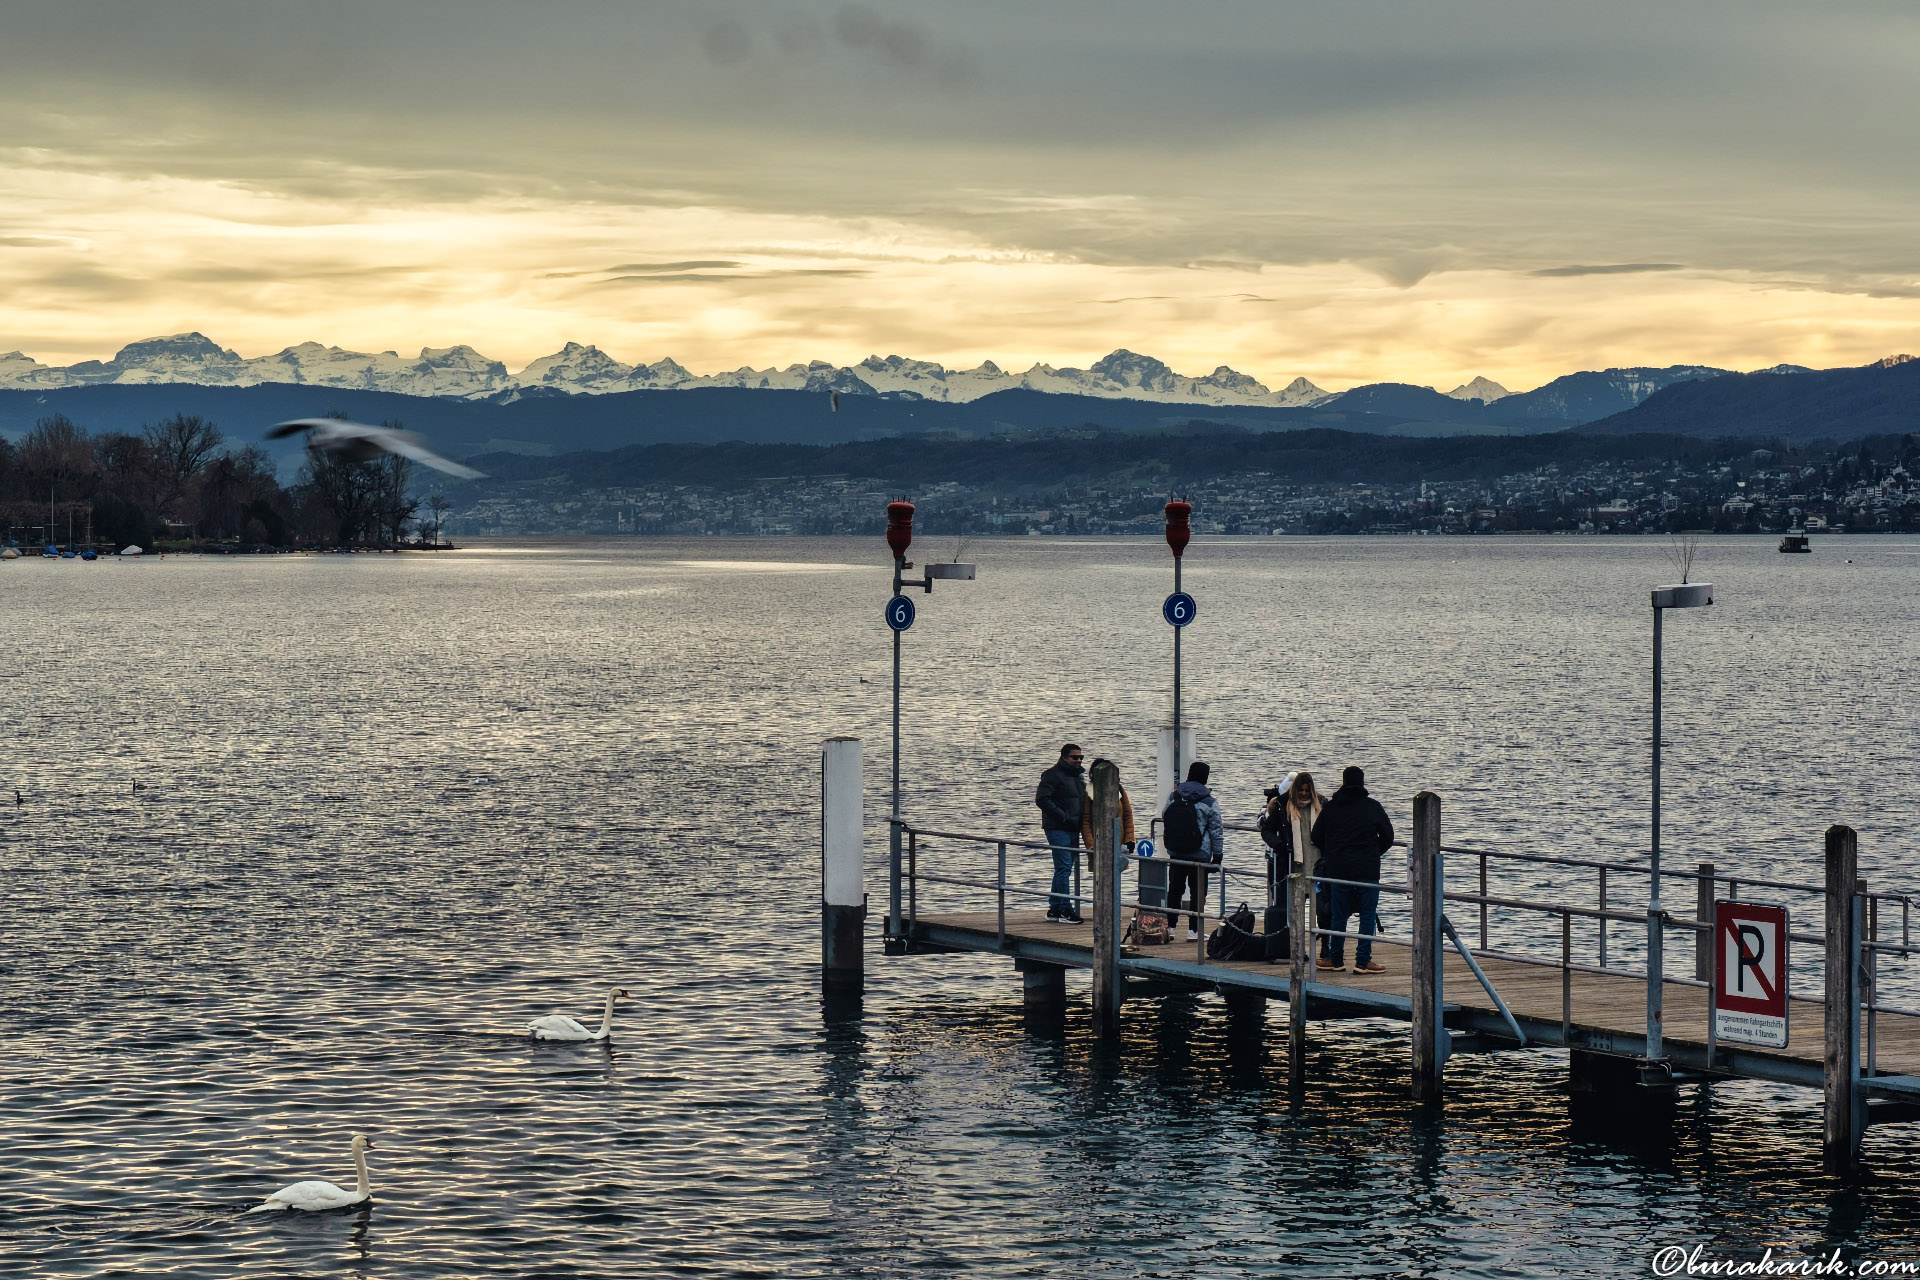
[
  {"x1": 527, "y1": 988, "x2": 630, "y2": 1041},
  {"x1": 248, "y1": 1133, "x2": 375, "y2": 1213}
]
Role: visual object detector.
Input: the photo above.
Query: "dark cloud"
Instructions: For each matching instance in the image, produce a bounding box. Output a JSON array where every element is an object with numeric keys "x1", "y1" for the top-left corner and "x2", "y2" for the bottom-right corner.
[
  {"x1": 1533, "y1": 263, "x2": 1687, "y2": 277},
  {"x1": 1, "y1": 2, "x2": 1918, "y2": 289},
  {"x1": 703, "y1": 19, "x2": 752, "y2": 65},
  {"x1": 606, "y1": 261, "x2": 748, "y2": 273},
  {"x1": 601, "y1": 269, "x2": 871, "y2": 284}
]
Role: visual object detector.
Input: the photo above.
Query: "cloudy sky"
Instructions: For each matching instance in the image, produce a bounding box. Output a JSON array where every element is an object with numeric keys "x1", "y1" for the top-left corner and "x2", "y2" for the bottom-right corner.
[{"x1": 3, "y1": 0, "x2": 1918, "y2": 390}]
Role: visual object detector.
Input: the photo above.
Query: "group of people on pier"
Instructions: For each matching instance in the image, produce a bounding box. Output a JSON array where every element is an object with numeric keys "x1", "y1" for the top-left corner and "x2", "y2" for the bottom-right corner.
[{"x1": 1034, "y1": 746, "x2": 1395, "y2": 971}]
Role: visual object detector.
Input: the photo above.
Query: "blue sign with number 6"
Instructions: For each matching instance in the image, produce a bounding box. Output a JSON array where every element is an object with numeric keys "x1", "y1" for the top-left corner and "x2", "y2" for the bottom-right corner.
[
  {"x1": 1162, "y1": 591, "x2": 1196, "y2": 627},
  {"x1": 885, "y1": 595, "x2": 916, "y2": 631}
]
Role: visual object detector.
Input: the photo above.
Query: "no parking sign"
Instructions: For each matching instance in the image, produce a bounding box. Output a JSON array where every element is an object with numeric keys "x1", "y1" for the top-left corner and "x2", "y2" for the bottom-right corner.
[{"x1": 1714, "y1": 900, "x2": 1790, "y2": 1048}]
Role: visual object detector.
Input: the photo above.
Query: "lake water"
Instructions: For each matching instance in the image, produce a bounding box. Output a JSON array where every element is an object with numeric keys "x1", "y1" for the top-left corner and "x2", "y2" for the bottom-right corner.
[{"x1": 2, "y1": 535, "x2": 1918, "y2": 1278}]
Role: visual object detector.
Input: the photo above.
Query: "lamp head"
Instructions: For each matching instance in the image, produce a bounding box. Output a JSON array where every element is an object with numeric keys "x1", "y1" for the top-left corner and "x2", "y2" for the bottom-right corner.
[
  {"x1": 1164, "y1": 500, "x2": 1192, "y2": 557},
  {"x1": 1651, "y1": 583, "x2": 1713, "y2": 609},
  {"x1": 885, "y1": 500, "x2": 914, "y2": 559}
]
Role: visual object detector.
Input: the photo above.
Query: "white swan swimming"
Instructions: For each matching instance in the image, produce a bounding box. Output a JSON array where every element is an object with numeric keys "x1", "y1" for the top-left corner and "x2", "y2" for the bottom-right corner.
[
  {"x1": 527, "y1": 987, "x2": 630, "y2": 1042},
  {"x1": 247, "y1": 1133, "x2": 375, "y2": 1213}
]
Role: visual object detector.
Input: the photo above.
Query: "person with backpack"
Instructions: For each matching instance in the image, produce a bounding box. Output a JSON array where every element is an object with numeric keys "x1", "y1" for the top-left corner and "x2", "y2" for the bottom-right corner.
[
  {"x1": 1035, "y1": 744, "x2": 1089, "y2": 923},
  {"x1": 1309, "y1": 765, "x2": 1396, "y2": 973},
  {"x1": 1162, "y1": 761, "x2": 1223, "y2": 941}
]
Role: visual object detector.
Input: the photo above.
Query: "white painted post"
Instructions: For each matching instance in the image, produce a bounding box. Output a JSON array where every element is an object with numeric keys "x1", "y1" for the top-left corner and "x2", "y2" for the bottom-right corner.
[
  {"x1": 1155, "y1": 725, "x2": 1195, "y2": 811},
  {"x1": 822, "y1": 736, "x2": 864, "y2": 991}
]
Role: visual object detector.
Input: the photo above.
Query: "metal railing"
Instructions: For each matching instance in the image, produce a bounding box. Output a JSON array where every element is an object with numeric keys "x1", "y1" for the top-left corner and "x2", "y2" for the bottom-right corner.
[{"x1": 892, "y1": 810, "x2": 1920, "y2": 1046}]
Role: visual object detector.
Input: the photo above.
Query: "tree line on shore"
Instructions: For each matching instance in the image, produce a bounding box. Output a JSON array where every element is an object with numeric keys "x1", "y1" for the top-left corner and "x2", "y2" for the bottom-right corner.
[{"x1": 0, "y1": 413, "x2": 451, "y2": 549}]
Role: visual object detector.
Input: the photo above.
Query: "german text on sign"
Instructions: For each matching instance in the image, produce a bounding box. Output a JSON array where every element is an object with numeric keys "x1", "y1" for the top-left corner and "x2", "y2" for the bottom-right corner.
[{"x1": 1713, "y1": 900, "x2": 1790, "y2": 1048}]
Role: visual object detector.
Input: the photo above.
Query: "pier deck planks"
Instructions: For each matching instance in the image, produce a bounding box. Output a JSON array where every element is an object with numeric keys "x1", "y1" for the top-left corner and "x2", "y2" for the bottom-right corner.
[{"x1": 912, "y1": 909, "x2": 1920, "y2": 1076}]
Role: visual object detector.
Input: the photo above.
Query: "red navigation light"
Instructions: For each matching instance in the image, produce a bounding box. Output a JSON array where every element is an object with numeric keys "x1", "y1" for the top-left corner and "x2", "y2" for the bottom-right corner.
[
  {"x1": 1164, "y1": 499, "x2": 1192, "y2": 557},
  {"x1": 886, "y1": 500, "x2": 915, "y2": 559}
]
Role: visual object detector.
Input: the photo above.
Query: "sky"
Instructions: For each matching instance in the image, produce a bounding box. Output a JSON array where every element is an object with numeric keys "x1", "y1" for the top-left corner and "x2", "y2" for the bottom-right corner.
[{"x1": 3, "y1": 0, "x2": 1919, "y2": 392}]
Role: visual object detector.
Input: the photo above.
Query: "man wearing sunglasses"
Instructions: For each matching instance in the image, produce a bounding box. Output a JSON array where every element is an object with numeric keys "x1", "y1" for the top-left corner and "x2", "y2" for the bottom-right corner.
[{"x1": 1035, "y1": 744, "x2": 1090, "y2": 923}]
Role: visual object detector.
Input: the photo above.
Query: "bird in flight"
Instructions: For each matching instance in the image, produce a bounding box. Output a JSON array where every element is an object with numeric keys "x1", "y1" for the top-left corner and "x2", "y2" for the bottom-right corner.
[{"x1": 265, "y1": 419, "x2": 484, "y2": 479}]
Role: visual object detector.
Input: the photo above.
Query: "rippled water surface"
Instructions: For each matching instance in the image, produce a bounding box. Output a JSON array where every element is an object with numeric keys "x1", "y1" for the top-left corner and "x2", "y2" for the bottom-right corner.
[{"x1": 3, "y1": 535, "x2": 1918, "y2": 1278}]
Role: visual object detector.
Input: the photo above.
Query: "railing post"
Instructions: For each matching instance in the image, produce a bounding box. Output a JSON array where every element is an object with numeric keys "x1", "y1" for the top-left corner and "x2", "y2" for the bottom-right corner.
[
  {"x1": 1090, "y1": 760, "x2": 1123, "y2": 1037},
  {"x1": 1479, "y1": 852, "x2": 1488, "y2": 951},
  {"x1": 1598, "y1": 866, "x2": 1608, "y2": 968},
  {"x1": 1410, "y1": 792, "x2": 1443, "y2": 1103},
  {"x1": 996, "y1": 841, "x2": 1007, "y2": 950},
  {"x1": 1824, "y1": 824, "x2": 1863, "y2": 1177},
  {"x1": 821, "y1": 737, "x2": 865, "y2": 992},
  {"x1": 1289, "y1": 822, "x2": 1316, "y2": 1088},
  {"x1": 1695, "y1": 861, "x2": 1715, "y2": 981},
  {"x1": 1561, "y1": 909, "x2": 1572, "y2": 1044}
]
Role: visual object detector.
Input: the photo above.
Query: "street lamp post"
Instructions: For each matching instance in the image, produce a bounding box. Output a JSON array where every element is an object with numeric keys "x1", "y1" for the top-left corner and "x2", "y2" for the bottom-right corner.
[
  {"x1": 1144, "y1": 501, "x2": 1195, "y2": 920},
  {"x1": 884, "y1": 499, "x2": 975, "y2": 944},
  {"x1": 1164, "y1": 498, "x2": 1193, "y2": 779},
  {"x1": 1646, "y1": 580, "x2": 1712, "y2": 1060}
]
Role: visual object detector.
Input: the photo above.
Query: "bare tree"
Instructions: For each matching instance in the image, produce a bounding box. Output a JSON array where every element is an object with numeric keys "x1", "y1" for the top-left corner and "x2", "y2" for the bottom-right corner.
[
  {"x1": 1663, "y1": 533, "x2": 1701, "y2": 584},
  {"x1": 371, "y1": 452, "x2": 418, "y2": 548},
  {"x1": 143, "y1": 413, "x2": 224, "y2": 520},
  {"x1": 426, "y1": 492, "x2": 452, "y2": 546}
]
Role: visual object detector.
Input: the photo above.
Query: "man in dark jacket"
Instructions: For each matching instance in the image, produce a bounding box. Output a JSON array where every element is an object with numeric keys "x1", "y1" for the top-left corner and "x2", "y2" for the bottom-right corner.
[
  {"x1": 1035, "y1": 744, "x2": 1089, "y2": 922},
  {"x1": 1309, "y1": 765, "x2": 1395, "y2": 973}
]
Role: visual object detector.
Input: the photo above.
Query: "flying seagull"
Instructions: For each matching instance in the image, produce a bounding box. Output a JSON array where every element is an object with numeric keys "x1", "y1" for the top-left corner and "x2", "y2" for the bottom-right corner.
[{"x1": 265, "y1": 419, "x2": 484, "y2": 479}]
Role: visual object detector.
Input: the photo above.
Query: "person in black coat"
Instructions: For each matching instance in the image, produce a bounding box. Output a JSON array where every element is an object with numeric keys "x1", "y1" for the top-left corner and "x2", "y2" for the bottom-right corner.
[
  {"x1": 1309, "y1": 765, "x2": 1395, "y2": 973},
  {"x1": 1034, "y1": 744, "x2": 1089, "y2": 922}
]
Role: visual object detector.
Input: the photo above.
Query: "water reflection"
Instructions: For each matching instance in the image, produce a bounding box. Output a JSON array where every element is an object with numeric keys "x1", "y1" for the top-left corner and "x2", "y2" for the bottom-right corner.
[{"x1": 4, "y1": 537, "x2": 1920, "y2": 1277}]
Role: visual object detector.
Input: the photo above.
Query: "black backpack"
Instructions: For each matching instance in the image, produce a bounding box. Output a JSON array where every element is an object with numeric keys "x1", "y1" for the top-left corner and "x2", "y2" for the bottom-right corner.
[
  {"x1": 1207, "y1": 903, "x2": 1259, "y2": 961},
  {"x1": 1162, "y1": 792, "x2": 1204, "y2": 857}
]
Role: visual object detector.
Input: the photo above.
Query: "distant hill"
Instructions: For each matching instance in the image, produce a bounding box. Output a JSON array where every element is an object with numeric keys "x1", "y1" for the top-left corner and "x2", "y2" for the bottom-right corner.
[
  {"x1": 1313, "y1": 365, "x2": 1732, "y2": 430},
  {"x1": 458, "y1": 425, "x2": 1753, "y2": 495},
  {"x1": 1486, "y1": 365, "x2": 1731, "y2": 426},
  {"x1": 1582, "y1": 357, "x2": 1920, "y2": 439},
  {"x1": 10, "y1": 359, "x2": 1905, "y2": 463},
  {"x1": 0, "y1": 383, "x2": 1524, "y2": 469}
]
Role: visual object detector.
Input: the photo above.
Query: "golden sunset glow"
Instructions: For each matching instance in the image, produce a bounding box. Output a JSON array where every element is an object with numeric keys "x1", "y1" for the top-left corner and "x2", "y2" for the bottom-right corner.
[{"x1": 4, "y1": 1, "x2": 1919, "y2": 390}]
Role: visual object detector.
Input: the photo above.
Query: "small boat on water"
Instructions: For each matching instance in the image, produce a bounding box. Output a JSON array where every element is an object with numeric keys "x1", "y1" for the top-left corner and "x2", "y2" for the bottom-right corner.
[{"x1": 1780, "y1": 527, "x2": 1811, "y2": 553}]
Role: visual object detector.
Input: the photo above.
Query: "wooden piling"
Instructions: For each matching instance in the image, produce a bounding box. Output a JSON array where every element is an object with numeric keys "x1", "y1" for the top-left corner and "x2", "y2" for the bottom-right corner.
[
  {"x1": 1090, "y1": 759, "x2": 1123, "y2": 1036},
  {"x1": 1410, "y1": 791, "x2": 1443, "y2": 1103},
  {"x1": 1824, "y1": 824, "x2": 1863, "y2": 1175},
  {"x1": 1288, "y1": 807, "x2": 1318, "y2": 1087},
  {"x1": 1017, "y1": 958, "x2": 1066, "y2": 1008},
  {"x1": 820, "y1": 737, "x2": 865, "y2": 992},
  {"x1": 1695, "y1": 861, "x2": 1715, "y2": 981}
]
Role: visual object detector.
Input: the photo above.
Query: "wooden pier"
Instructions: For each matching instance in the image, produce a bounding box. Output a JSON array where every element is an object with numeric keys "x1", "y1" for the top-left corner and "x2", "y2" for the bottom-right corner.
[{"x1": 821, "y1": 743, "x2": 1920, "y2": 1177}]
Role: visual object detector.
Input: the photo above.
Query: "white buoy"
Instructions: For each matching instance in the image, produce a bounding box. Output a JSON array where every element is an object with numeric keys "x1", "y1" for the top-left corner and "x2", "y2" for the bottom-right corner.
[{"x1": 821, "y1": 736, "x2": 864, "y2": 991}]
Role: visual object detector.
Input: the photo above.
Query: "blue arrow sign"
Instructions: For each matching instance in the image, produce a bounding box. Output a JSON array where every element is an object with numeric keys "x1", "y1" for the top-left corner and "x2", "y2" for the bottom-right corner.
[
  {"x1": 885, "y1": 595, "x2": 916, "y2": 632},
  {"x1": 1162, "y1": 591, "x2": 1196, "y2": 627}
]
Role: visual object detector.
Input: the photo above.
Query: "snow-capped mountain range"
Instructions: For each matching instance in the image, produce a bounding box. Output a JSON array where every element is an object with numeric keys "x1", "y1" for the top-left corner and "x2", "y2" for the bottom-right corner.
[{"x1": 0, "y1": 333, "x2": 1340, "y2": 408}]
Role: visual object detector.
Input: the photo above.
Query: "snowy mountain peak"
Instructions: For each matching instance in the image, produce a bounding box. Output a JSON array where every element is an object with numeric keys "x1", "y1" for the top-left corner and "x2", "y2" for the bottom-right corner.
[
  {"x1": 1446, "y1": 376, "x2": 1511, "y2": 402},
  {"x1": 518, "y1": 343, "x2": 634, "y2": 393},
  {"x1": 1090, "y1": 349, "x2": 1178, "y2": 391},
  {"x1": 0, "y1": 334, "x2": 1326, "y2": 409}
]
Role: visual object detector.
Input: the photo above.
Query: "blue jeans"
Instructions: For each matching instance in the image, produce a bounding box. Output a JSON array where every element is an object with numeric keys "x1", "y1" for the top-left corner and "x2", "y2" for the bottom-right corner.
[
  {"x1": 1327, "y1": 883, "x2": 1381, "y2": 967},
  {"x1": 1045, "y1": 829, "x2": 1079, "y2": 917}
]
